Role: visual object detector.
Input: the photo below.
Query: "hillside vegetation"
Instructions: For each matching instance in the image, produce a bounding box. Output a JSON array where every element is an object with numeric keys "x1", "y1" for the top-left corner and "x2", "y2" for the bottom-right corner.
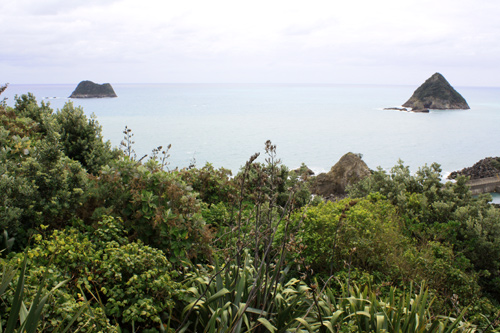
[{"x1": 1, "y1": 89, "x2": 499, "y2": 332}]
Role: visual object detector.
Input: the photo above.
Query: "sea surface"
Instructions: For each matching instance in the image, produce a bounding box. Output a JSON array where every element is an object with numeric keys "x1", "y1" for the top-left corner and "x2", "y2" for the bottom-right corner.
[{"x1": 3, "y1": 83, "x2": 500, "y2": 203}]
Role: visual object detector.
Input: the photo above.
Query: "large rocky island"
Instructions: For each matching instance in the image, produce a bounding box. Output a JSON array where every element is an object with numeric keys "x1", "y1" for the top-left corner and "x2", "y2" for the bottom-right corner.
[
  {"x1": 69, "y1": 80, "x2": 117, "y2": 98},
  {"x1": 402, "y1": 72, "x2": 469, "y2": 110}
]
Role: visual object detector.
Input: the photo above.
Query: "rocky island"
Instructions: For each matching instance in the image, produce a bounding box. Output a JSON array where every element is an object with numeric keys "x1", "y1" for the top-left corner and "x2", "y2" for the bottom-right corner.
[
  {"x1": 69, "y1": 80, "x2": 117, "y2": 98},
  {"x1": 448, "y1": 157, "x2": 500, "y2": 197},
  {"x1": 402, "y1": 72, "x2": 469, "y2": 110},
  {"x1": 448, "y1": 157, "x2": 500, "y2": 180}
]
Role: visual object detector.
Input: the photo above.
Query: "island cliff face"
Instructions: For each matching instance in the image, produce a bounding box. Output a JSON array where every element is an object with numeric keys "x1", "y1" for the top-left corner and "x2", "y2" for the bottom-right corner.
[
  {"x1": 402, "y1": 73, "x2": 469, "y2": 110},
  {"x1": 69, "y1": 81, "x2": 117, "y2": 98}
]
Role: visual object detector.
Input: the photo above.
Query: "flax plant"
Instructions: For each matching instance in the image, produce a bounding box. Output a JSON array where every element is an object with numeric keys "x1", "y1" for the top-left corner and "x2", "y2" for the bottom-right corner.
[
  {"x1": 179, "y1": 251, "x2": 311, "y2": 332},
  {"x1": 178, "y1": 141, "x2": 311, "y2": 332},
  {"x1": 294, "y1": 282, "x2": 476, "y2": 333},
  {"x1": 0, "y1": 254, "x2": 88, "y2": 333}
]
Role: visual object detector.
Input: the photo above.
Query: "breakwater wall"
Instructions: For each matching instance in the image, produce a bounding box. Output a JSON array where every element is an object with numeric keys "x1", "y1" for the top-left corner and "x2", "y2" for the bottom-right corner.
[{"x1": 466, "y1": 176, "x2": 500, "y2": 195}]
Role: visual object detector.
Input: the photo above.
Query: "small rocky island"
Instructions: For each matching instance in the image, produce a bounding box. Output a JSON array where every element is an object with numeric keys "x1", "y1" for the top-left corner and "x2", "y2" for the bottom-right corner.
[
  {"x1": 402, "y1": 73, "x2": 469, "y2": 110},
  {"x1": 384, "y1": 73, "x2": 469, "y2": 112},
  {"x1": 69, "y1": 81, "x2": 117, "y2": 98}
]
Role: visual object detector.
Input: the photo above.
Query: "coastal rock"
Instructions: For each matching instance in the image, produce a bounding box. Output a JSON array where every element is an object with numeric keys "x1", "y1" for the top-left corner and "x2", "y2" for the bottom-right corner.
[
  {"x1": 402, "y1": 73, "x2": 469, "y2": 110},
  {"x1": 310, "y1": 152, "x2": 370, "y2": 199},
  {"x1": 383, "y1": 107, "x2": 408, "y2": 111},
  {"x1": 383, "y1": 107, "x2": 429, "y2": 113},
  {"x1": 448, "y1": 157, "x2": 500, "y2": 180},
  {"x1": 69, "y1": 81, "x2": 117, "y2": 98}
]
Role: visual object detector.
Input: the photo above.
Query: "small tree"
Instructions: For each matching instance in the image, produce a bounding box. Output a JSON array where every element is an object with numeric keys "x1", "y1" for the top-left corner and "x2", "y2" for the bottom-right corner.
[{"x1": 54, "y1": 102, "x2": 119, "y2": 174}]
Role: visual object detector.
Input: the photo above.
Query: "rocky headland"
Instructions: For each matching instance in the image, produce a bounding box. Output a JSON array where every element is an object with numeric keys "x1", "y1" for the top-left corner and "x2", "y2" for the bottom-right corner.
[
  {"x1": 69, "y1": 81, "x2": 117, "y2": 98},
  {"x1": 448, "y1": 157, "x2": 500, "y2": 180},
  {"x1": 310, "y1": 152, "x2": 371, "y2": 201},
  {"x1": 402, "y1": 73, "x2": 469, "y2": 110}
]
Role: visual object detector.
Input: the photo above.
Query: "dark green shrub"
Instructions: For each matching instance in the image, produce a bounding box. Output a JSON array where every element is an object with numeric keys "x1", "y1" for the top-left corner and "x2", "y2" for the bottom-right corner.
[
  {"x1": 88, "y1": 158, "x2": 212, "y2": 262},
  {"x1": 11, "y1": 93, "x2": 54, "y2": 136},
  {"x1": 236, "y1": 161, "x2": 311, "y2": 212},
  {"x1": 0, "y1": 132, "x2": 88, "y2": 248},
  {"x1": 179, "y1": 163, "x2": 236, "y2": 206},
  {"x1": 54, "y1": 102, "x2": 119, "y2": 174},
  {"x1": 399, "y1": 241, "x2": 480, "y2": 313},
  {"x1": 348, "y1": 161, "x2": 500, "y2": 300}
]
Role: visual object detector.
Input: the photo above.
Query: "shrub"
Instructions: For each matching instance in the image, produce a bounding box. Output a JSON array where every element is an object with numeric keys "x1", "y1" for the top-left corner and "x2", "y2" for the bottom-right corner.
[
  {"x1": 0, "y1": 128, "x2": 88, "y2": 249},
  {"x1": 348, "y1": 161, "x2": 500, "y2": 300},
  {"x1": 179, "y1": 163, "x2": 236, "y2": 206},
  {"x1": 88, "y1": 158, "x2": 212, "y2": 262},
  {"x1": 11, "y1": 93, "x2": 54, "y2": 136},
  {"x1": 288, "y1": 194, "x2": 406, "y2": 277},
  {"x1": 54, "y1": 102, "x2": 119, "y2": 174},
  {"x1": 1, "y1": 216, "x2": 181, "y2": 332}
]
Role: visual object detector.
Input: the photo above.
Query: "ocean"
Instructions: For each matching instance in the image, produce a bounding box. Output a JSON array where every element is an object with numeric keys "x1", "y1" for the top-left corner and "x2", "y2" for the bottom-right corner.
[{"x1": 3, "y1": 83, "x2": 500, "y2": 203}]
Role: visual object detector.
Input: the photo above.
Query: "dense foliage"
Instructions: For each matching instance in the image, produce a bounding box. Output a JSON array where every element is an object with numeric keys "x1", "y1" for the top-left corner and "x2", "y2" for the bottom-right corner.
[
  {"x1": 348, "y1": 162, "x2": 500, "y2": 299},
  {"x1": 1, "y1": 89, "x2": 500, "y2": 332}
]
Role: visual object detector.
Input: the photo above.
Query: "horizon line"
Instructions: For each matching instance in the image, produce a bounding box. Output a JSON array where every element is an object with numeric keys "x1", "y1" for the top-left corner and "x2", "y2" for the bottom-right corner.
[{"x1": 5, "y1": 82, "x2": 500, "y2": 89}]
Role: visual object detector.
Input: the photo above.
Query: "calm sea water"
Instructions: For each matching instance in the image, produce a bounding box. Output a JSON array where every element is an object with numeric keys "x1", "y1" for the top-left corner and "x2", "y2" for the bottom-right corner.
[{"x1": 3, "y1": 83, "x2": 500, "y2": 203}]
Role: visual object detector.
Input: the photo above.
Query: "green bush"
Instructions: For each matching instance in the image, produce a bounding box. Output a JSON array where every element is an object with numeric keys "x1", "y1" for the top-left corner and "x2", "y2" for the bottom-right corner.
[
  {"x1": 235, "y1": 161, "x2": 311, "y2": 212},
  {"x1": 399, "y1": 241, "x2": 480, "y2": 313},
  {"x1": 348, "y1": 161, "x2": 500, "y2": 300},
  {"x1": 0, "y1": 94, "x2": 121, "y2": 248},
  {"x1": 11, "y1": 93, "x2": 54, "y2": 136},
  {"x1": 88, "y1": 158, "x2": 212, "y2": 262},
  {"x1": 0, "y1": 129, "x2": 88, "y2": 248},
  {"x1": 1, "y1": 216, "x2": 181, "y2": 332},
  {"x1": 54, "y1": 102, "x2": 119, "y2": 175},
  {"x1": 288, "y1": 194, "x2": 406, "y2": 277},
  {"x1": 179, "y1": 163, "x2": 236, "y2": 206}
]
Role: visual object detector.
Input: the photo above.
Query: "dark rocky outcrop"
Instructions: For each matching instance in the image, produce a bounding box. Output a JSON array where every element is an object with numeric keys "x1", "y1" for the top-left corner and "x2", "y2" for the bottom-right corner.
[
  {"x1": 448, "y1": 157, "x2": 500, "y2": 180},
  {"x1": 69, "y1": 81, "x2": 117, "y2": 98},
  {"x1": 384, "y1": 107, "x2": 429, "y2": 113},
  {"x1": 310, "y1": 152, "x2": 371, "y2": 200},
  {"x1": 384, "y1": 107, "x2": 408, "y2": 111},
  {"x1": 402, "y1": 73, "x2": 469, "y2": 110}
]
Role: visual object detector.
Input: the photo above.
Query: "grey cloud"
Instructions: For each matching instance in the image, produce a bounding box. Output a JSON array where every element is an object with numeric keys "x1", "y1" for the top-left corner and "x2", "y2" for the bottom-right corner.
[{"x1": 2, "y1": 0, "x2": 500, "y2": 86}]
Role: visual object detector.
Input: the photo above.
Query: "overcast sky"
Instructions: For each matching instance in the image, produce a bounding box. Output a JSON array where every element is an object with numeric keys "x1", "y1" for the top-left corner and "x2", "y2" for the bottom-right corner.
[{"x1": 1, "y1": 0, "x2": 500, "y2": 86}]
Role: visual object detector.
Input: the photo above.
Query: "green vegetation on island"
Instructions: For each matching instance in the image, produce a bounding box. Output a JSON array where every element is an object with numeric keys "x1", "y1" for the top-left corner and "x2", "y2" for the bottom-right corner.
[
  {"x1": 1, "y1": 87, "x2": 499, "y2": 332},
  {"x1": 402, "y1": 73, "x2": 470, "y2": 110},
  {"x1": 69, "y1": 81, "x2": 117, "y2": 98}
]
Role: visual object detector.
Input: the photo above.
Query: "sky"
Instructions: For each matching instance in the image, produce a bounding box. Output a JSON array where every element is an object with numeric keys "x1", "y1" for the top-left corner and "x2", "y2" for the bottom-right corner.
[{"x1": 1, "y1": 0, "x2": 500, "y2": 86}]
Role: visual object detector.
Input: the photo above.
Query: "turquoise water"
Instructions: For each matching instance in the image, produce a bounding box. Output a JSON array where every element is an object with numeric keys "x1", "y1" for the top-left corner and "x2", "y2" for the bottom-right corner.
[{"x1": 3, "y1": 83, "x2": 500, "y2": 203}]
